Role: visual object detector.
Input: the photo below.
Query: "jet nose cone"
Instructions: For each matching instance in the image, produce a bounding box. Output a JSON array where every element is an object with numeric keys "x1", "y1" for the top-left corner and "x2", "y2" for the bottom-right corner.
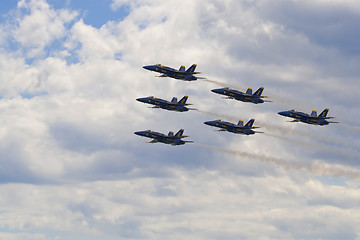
[
  {"x1": 143, "y1": 65, "x2": 154, "y2": 71},
  {"x1": 136, "y1": 97, "x2": 146, "y2": 103},
  {"x1": 204, "y1": 121, "x2": 214, "y2": 126},
  {"x1": 211, "y1": 89, "x2": 222, "y2": 94},
  {"x1": 278, "y1": 111, "x2": 287, "y2": 116},
  {"x1": 134, "y1": 131, "x2": 143, "y2": 136}
]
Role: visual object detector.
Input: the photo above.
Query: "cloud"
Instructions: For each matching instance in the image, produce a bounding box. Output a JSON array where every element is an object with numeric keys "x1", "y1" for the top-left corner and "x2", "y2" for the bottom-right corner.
[
  {"x1": 0, "y1": 0, "x2": 360, "y2": 239},
  {"x1": 11, "y1": 0, "x2": 78, "y2": 58}
]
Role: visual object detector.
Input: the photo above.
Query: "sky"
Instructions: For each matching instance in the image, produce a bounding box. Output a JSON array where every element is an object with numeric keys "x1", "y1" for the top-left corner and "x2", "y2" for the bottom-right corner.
[{"x1": 0, "y1": 0, "x2": 359, "y2": 239}]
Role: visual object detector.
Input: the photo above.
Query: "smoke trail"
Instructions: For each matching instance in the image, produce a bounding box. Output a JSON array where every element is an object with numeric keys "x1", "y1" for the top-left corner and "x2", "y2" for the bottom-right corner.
[
  {"x1": 201, "y1": 79, "x2": 239, "y2": 89},
  {"x1": 340, "y1": 123, "x2": 360, "y2": 132},
  {"x1": 196, "y1": 109, "x2": 239, "y2": 122},
  {"x1": 194, "y1": 143, "x2": 360, "y2": 179},
  {"x1": 264, "y1": 133, "x2": 360, "y2": 161}
]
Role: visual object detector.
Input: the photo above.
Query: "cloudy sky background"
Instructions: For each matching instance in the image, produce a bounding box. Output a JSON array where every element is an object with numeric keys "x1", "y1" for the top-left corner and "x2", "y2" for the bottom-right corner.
[{"x1": 0, "y1": 0, "x2": 359, "y2": 239}]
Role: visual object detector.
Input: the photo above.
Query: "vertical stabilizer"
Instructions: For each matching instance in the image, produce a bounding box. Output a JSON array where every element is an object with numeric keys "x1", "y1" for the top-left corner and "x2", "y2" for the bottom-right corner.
[
  {"x1": 246, "y1": 88, "x2": 252, "y2": 95},
  {"x1": 175, "y1": 129, "x2": 184, "y2": 137},
  {"x1": 171, "y1": 97, "x2": 178, "y2": 103},
  {"x1": 245, "y1": 119, "x2": 255, "y2": 128},
  {"x1": 168, "y1": 131, "x2": 174, "y2": 136},
  {"x1": 186, "y1": 64, "x2": 197, "y2": 73},
  {"x1": 319, "y1": 108, "x2": 329, "y2": 118},
  {"x1": 311, "y1": 110, "x2": 317, "y2": 117},
  {"x1": 179, "y1": 65, "x2": 185, "y2": 72},
  {"x1": 178, "y1": 96, "x2": 188, "y2": 105},
  {"x1": 253, "y1": 87, "x2": 264, "y2": 96},
  {"x1": 237, "y1": 120, "x2": 244, "y2": 127}
]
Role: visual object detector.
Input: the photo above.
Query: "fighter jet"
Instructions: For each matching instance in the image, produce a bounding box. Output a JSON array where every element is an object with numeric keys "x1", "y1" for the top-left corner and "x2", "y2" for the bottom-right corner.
[
  {"x1": 278, "y1": 108, "x2": 338, "y2": 126},
  {"x1": 136, "y1": 96, "x2": 194, "y2": 112},
  {"x1": 204, "y1": 119, "x2": 263, "y2": 135},
  {"x1": 143, "y1": 64, "x2": 202, "y2": 81},
  {"x1": 134, "y1": 129, "x2": 193, "y2": 145},
  {"x1": 211, "y1": 87, "x2": 270, "y2": 104}
]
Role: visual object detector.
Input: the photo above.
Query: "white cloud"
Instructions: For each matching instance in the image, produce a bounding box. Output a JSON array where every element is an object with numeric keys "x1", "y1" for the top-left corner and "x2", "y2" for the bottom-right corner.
[
  {"x1": 12, "y1": 0, "x2": 78, "y2": 57},
  {"x1": 0, "y1": 0, "x2": 360, "y2": 239}
]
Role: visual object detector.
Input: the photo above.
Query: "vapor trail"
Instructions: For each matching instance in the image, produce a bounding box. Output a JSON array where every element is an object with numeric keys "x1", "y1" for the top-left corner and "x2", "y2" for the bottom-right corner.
[{"x1": 195, "y1": 143, "x2": 360, "y2": 180}]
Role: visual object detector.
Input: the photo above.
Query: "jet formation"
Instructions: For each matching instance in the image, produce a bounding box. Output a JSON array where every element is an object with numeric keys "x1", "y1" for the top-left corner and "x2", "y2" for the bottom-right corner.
[
  {"x1": 204, "y1": 119, "x2": 263, "y2": 135},
  {"x1": 134, "y1": 129, "x2": 193, "y2": 145},
  {"x1": 143, "y1": 64, "x2": 202, "y2": 81},
  {"x1": 135, "y1": 63, "x2": 338, "y2": 145},
  {"x1": 278, "y1": 108, "x2": 338, "y2": 126},
  {"x1": 211, "y1": 87, "x2": 271, "y2": 104},
  {"x1": 136, "y1": 96, "x2": 194, "y2": 112}
]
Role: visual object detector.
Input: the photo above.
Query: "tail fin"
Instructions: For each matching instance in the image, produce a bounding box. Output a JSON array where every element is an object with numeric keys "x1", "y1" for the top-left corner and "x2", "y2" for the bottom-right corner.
[
  {"x1": 237, "y1": 120, "x2": 244, "y2": 127},
  {"x1": 171, "y1": 97, "x2": 178, "y2": 103},
  {"x1": 186, "y1": 64, "x2": 197, "y2": 73},
  {"x1": 179, "y1": 65, "x2": 185, "y2": 72},
  {"x1": 168, "y1": 131, "x2": 174, "y2": 136},
  {"x1": 175, "y1": 129, "x2": 184, "y2": 137},
  {"x1": 253, "y1": 87, "x2": 264, "y2": 97},
  {"x1": 178, "y1": 96, "x2": 188, "y2": 105},
  {"x1": 319, "y1": 108, "x2": 329, "y2": 118},
  {"x1": 246, "y1": 88, "x2": 252, "y2": 95},
  {"x1": 244, "y1": 119, "x2": 255, "y2": 128},
  {"x1": 311, "y1": 110, "x2": 317, "y2": 117}
]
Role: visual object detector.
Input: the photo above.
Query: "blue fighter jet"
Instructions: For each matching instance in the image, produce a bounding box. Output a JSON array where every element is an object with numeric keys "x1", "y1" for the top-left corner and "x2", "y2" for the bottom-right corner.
[
  {"x1": 211, "y1": 87, "x2": 270, "y2": 104},
  {"x1": 278, "y1": 108, "x2": 338, "y2": 126},
  {"x1": 136, "y1": 96, "x2": 194, "y2": 112},
  {"x1": 143, "y1": 64, "x2": 202, "y2": 81},
  {"x1": 204, "y1": 119, "x2": 263, "y2": 135},
  {"x1": 134, "y1": 129, "x2": 193, "y2": 145}
]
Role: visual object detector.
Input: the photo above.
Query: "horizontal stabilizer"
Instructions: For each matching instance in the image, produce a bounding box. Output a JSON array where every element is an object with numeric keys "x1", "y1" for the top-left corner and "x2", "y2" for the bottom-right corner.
[{"x1": 147, "y1": 140, "x2": 158, "y2": 143}]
